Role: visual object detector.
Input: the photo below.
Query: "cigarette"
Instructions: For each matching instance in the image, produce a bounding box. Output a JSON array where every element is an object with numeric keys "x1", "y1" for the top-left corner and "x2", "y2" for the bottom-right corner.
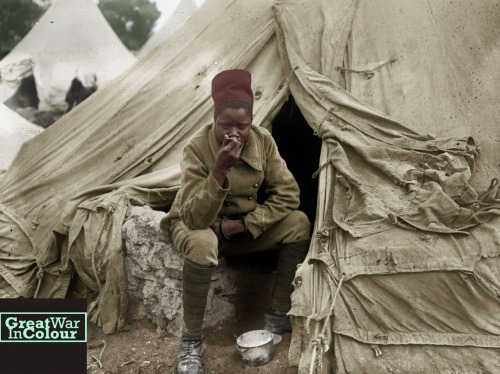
[{"x1": 225, "y1": 134, "x2": 237, "y2": 143}]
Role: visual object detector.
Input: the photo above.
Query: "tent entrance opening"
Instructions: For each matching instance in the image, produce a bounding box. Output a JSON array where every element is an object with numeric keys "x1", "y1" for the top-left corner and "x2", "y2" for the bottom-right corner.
[{"x1": 271, "y1": 96, "x2": 321, "y2": 228}]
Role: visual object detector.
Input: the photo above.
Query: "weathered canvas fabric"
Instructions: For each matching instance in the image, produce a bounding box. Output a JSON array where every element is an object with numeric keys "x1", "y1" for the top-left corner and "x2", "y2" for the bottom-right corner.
[
  {"x1": 0, "y1": 0, "x2": 499, "y2": 372},
  {"x1": 0, "y1": 103, "x2": 44, "y2": 172},
  {"x1": 273, "y1": 0, "x2": 500, "y2": 372}
]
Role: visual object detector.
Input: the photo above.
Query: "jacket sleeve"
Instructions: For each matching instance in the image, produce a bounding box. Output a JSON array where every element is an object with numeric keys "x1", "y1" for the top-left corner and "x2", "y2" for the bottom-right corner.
[
  {"x1": 244, "y1": 135, "x2": 300, "y2": 238},
  {"x1": 178, "y1": 141, "x2": 230, "y2": 229}
]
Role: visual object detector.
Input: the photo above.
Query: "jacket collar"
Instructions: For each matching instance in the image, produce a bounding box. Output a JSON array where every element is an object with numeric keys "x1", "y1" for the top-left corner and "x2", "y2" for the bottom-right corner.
[{"x1": 208, "y1": 124, "x2": 263, "y2": 172}]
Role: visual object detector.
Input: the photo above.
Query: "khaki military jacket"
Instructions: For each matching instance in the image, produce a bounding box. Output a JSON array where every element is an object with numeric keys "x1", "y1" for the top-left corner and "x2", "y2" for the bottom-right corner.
[{"x1": 161, "y1": 124, "x2": 300, "y2": 239}]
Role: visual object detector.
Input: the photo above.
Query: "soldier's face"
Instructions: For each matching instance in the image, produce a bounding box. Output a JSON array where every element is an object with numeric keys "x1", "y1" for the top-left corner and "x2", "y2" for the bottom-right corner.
[{"x1": 214, "y1": 107, "x2": 253, "y2": 145}]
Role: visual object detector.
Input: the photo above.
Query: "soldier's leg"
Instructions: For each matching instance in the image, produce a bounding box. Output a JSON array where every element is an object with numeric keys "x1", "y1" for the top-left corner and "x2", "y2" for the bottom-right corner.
[
  {"x1": 221, "y1": 210, "x2": 311, "y2": 256},
  {"x1": 222, "y1": 210, "x2": 311, "y2": 335},
  {"x1": 263, "y1": 211, "x2": 310, "y2": 308},
  {"x1": 170, "y1": 220, "x2": 219, "y2": 374}
]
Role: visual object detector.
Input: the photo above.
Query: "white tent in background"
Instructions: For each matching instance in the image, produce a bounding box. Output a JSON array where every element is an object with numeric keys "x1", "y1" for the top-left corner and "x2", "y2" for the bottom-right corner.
[
  {"x1": 0, "y1": 104, "x2": 43, "y2": 172},
  {"x1": 0, "y1": 0, "x2": 137, "y2": 112},
  {"x1": 139, "y1": 0, "x2": 198, "y2": 57}
]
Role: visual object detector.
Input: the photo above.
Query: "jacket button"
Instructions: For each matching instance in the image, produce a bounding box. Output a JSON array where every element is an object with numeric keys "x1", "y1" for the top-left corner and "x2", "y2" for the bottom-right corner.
[
  {"x1": 228, "y1": 192, "x2": 233, "y2": 196},
  {"x1": 248, "y1": 196, "x2": 253, "y2": 200},
  {"x1": 224, "y1": 202, "x2": 231, "y2": 206},
  {"x1": 253, "y1": 184, "x2": 258, "y2": 188}
]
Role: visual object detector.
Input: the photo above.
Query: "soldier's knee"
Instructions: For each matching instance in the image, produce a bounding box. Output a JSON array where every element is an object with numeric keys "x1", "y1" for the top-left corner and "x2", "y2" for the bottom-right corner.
[
  {"x1": 290, "y1": 210, "x2": 311, "y2": 232},
  {"x1": 172, "y1": 223, "x2": 219, "y2": 266},
  {"x1": 284, "y1": 210, "x2": 311, "y2": 242},
  {"x1": 184, "y1": 230, "x2": 218, "y2": 266}
]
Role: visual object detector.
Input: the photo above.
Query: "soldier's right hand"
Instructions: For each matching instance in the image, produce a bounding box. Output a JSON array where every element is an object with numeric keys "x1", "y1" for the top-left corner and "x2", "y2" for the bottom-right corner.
[
  {"x1": 214, "y1": 135, "x2": 242, "y2": 171},
  {"x1": 212, "y1": 136, "x2": 242, "y2": 186}
]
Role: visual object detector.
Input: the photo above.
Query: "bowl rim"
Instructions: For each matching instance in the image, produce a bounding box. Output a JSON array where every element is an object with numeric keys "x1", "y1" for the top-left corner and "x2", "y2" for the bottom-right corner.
[{"x1": 236, "y1": 329, "x2": 273, "y2": 348}]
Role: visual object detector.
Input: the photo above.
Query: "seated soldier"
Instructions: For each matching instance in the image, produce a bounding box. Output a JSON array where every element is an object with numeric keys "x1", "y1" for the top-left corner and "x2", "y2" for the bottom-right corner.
[{"x1": 160, "y1": 69, "x2": 311, "y2": 374}]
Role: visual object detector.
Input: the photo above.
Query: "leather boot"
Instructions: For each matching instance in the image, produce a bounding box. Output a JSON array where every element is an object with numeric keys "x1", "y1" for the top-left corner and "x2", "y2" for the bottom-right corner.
[
  {"x1": 177, "y1": 338, "x2": 203, "y2": 374},
  {"x1": 265, "y1": 240, "x2": 309, "y2": 343},
  {"x1": 263, "y1": 309, "x2": 292, "y2": 345},
  {"x1": 264, "y1": 309, "x2": 292, "y2": 335}
]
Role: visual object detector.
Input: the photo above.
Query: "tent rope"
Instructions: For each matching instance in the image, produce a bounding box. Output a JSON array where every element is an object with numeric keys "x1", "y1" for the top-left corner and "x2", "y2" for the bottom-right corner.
[
  {"x1": 388, "y1": 212, "x2": 417, "y2": 231},
  {"x1": 305, "y1": 313, "x2": 320, "y2": 336},
  {"x1": 313, "y1": 225, "x2": 337, "y2": 238},
  {"x1": 313, "y1": 107, "x2": 334, "y2": 137},
  {"x1": 370, "y1": 344, "x2": 383, "y2": 357},
  {"x1": 280, "y1": 66, "x2": 297, "y2": 94},
  {"x1": 336, "y1": 56, "x2": 396, "y2": 79},
  {"x1": 308, "y1": 323, "x2": 321, "y2": 374},
  {"x1": 309, "y1": 272, "x2": 346, "y2": 374},
  {"x1": 33, "y1": 266, "x2": 44, "y2": 298},
  {"x1": 489, "y1": 178, "x2": 499, "y2": 190},
  {"x1": 312, "y1": 159, "x2": 334, "y2": 179}
]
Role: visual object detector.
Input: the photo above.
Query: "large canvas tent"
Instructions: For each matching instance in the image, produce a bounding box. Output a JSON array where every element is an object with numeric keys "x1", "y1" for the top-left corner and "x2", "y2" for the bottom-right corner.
[
  {"x1": 139, "y1": 0, "x2": 199, "y2": 57},
  {"x1": 0, "y1": 0, "x2": 499, "y2": 372},
  {"x1": 0, "y1": 0, "x2": 137, "y2": 112}
]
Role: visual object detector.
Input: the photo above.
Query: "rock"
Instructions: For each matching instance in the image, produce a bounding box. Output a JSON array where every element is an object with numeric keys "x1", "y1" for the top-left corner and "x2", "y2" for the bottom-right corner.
[{"x1": 122, "y1": 205, "x2": 237, "y2": 337}]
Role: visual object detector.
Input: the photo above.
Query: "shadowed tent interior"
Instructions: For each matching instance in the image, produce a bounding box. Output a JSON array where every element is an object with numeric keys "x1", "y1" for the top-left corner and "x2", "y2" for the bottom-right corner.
[
  {"x1": 273, "y1": 96, "x2": 322, "y2": 226},
  {"x1": 0, "y1": 0, "x2": 499, "y2": 373}
]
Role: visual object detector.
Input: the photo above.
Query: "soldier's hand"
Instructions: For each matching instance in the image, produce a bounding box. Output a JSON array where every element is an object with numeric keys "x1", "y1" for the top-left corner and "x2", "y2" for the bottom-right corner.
[
  {"x1": 210, "y1": 218, "x2": 223, "y2": 241},
  {"x1": 212, "y1": 135, "x2": 242, "y2": 186},
  {"x1": 214, "y1": 135, "x2": 242, "y2": 171},
  {"x1": 221, "y1": 219, "x2": 246, "y2": 238}
]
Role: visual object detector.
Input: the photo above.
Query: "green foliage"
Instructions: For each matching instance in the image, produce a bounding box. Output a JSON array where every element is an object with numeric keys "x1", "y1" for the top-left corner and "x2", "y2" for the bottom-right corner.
[
  {"x1": 98, "y1": 0, "x2": 161, "y2": 51},
  {"x1": 0, "y1": 0, "x2": 46, "y2": 59}
]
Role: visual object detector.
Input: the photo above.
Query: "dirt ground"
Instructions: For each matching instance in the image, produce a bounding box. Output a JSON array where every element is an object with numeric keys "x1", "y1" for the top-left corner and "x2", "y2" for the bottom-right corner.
[{"x1": 86, "y1": 254, "x2": 299, "y2": 374}]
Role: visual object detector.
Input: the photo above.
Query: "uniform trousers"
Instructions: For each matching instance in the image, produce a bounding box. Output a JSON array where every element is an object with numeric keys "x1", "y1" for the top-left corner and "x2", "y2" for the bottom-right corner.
[{"x1": 170, "y1": 210, "x2": 311, "y2": 266}]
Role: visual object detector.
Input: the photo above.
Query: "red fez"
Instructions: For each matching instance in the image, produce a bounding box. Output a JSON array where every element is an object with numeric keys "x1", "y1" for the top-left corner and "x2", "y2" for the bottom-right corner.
[{"x1": 211, "y1": 69, "x2": 253, "y2": 109}]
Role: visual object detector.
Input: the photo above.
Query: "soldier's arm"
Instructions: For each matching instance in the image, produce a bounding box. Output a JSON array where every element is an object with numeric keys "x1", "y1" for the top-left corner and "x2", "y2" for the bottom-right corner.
[
  {"x1": 179, "y1": 142, "x2": 230, "y2": 230},
  {"x1": 244, "y1": 135, "x2": 300, "y2": 239}
]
